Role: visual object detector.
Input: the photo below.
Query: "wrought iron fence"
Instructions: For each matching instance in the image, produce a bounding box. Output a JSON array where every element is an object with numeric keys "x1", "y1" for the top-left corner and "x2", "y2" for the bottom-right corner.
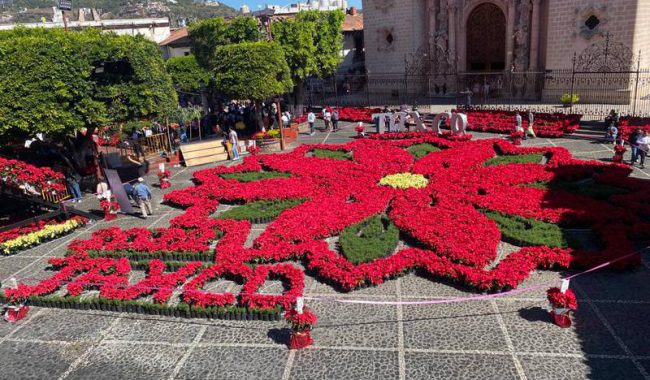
[{"x1": 307, "y1": 68, "x2": 650, "y2": 119}]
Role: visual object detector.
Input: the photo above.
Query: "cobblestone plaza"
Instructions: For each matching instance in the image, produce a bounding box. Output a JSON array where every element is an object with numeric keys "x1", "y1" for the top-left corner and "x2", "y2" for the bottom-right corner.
[{"x1": 1, "y1": 123, "x2": 649, "y2": 380}]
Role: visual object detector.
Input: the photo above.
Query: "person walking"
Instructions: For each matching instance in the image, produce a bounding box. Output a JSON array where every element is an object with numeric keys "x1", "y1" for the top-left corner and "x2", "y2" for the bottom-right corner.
[
  {"x1": 636, "y1": 131, "x2": 649, "y2": 169},
  {"x1": 127, "y1": 153, "x2": 149, "y2": 177},
  {"x1": 65, "y1": 168, "x2": 82, "y2": 202},
  {"x1": 629, "y1": 129, "x2": 641, "y2": 164},
  {"x1": 281, "y1": 112, "x2": 290, "y2": 129},
  {"x1": 307, "y1": 110, "x2": 316, "y2": 136},
  {"x1": 526, "y1": 110, "x2": 537, "y2": 139},
  {"x1": 229, "y1": 128, "x2": 240, "y2": 160},
  {"x1": 134, "y1": 178, "x2": 153, "y2": 218},
  {"x1": 332, "y1": 109, "x2": 340, "y2": 132},
  {"x1": 323, "y1": 109, "x2": 332, "y2": 131}
]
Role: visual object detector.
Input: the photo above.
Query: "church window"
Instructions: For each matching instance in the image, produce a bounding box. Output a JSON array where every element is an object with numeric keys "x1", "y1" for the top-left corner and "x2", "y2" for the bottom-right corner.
[{"x1": 585, "y1": 15, "x2": 600, "y2": 30}]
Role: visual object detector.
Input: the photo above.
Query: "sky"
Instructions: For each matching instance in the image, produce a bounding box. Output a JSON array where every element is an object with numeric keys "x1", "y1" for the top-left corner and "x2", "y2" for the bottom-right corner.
[{"x1": 219, "y1": 0, "x2": 362, "y2": 11}]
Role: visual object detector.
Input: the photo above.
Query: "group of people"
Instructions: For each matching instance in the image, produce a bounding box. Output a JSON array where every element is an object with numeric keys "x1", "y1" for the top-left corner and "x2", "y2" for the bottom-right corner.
[
  {"x1": 602, "y1": 109, "x2": 650, "y2": 168},
  {"x1": 306, "y1": 108, "x2": 340, "y2": 135},
  {"x1": 514, "y1": 111, "x2": 537, "y2": 139}
]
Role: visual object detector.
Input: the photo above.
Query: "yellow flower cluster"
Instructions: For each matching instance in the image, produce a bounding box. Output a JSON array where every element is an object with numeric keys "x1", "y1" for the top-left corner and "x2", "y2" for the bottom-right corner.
[
  {"x1": 1, "y1": 218, "x2": 86, "y2": 256},
  {"x1": 379, "y1": 173, "x2": 429, "y2": 190}
]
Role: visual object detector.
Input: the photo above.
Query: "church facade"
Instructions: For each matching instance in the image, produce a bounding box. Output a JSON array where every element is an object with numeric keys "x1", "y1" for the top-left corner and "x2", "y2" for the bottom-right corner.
[{"x1": 362, "y1": 0, "x2": 650, "y2": 102}]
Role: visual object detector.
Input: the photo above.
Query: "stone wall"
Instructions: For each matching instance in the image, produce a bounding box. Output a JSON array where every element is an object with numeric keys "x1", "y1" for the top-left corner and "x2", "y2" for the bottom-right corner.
[
  {"x1": 544, "y1": 0, "x2": 638, "y2": 70},
  {"x1": 364, "y1": 0, "x2": 422, "y2": 75}
]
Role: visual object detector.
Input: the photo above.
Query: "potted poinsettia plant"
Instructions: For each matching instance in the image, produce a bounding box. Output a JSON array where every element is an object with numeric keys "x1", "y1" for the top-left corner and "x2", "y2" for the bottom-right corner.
[
  {"x1": 248, "y1": 145, "x2": 261, "y2": 156},
  {"x1": 355, "y1": 123, "x2": 365, "y2": 138},
  {"x1": 157, "y1": 169, "x2": 172, "y2": 189},
  {"x1": 547, "y1": 287, "x2": 578, "y2": 328},
  {"x1": 99, "y1": 196, "x2": 120, "y2": 221},
  {"x1": 510, "y1": 131, "x2": 524, "y2": 146},
  {"x1": 613, "y1": 144, "x2": 626, "y2": 163},
  {"x1": 285, "y1": 306, "x2": 317, "y2": 349},
  {"x1": 3, "y1": 285, "x2": 30, "y2": 323}
]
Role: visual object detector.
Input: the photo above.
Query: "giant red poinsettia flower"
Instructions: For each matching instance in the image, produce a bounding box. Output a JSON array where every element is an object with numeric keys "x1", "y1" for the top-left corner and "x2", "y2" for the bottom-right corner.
[{"x1": 162, "y1": 134, "x2": 646, "y2": 292}]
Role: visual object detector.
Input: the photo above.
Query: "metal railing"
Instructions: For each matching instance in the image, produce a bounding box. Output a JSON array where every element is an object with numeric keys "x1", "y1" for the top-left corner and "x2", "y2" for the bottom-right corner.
[{"x1": 307, "y1": 68, "x2": 650, "y2": 119}]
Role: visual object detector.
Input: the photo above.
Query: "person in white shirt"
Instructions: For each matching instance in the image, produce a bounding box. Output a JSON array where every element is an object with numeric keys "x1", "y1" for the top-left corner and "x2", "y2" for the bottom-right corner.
[
  {"x1": 281, "y1": 113, "x2": 290, "y2": 128},
  {"x1": 228, "y1": 128, "x2": 240, "y2": 160},
  {"x1": 323, "y1": 110, "x2": 332, "y2": 131},
  {"x1": 307, "y1": 110, "x2": 316, "y2": 136}
]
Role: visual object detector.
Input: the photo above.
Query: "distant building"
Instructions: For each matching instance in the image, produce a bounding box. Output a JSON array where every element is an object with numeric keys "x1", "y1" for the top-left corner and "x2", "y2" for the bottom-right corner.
[
  {"x1": 240, "y1": 5, "x2": 251, "y2": 14},
  {"x1": 159, "y1": 8, "x2": 363, "y2": 69},
  {"x1": 160, "y1": 27, "x2": 191, "y2": 59},
  {"x1": 0, "y1": 16, "x2": 171, "y2": 43},
  {"x1": 339, "y1": 9, "x2": 364, "y2": 75},
  {"x1": 253, "y1": 0, "x2": 348, "y2": 16},
  {"x1": 193, "y1": 0, "x2": 220, "y2": 6}
]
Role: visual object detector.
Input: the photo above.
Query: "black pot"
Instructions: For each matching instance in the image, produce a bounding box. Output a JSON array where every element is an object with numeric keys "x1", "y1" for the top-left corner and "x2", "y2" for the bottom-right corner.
[{"x1": 173, "y1": 310, "x2": 180, "y2": 318}]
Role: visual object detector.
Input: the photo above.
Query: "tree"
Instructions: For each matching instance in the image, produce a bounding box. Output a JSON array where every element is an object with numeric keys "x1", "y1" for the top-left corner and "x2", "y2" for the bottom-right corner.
[
  {"x1": 271, "y1": 10, "x2": 345, "y2": 114},
  {"x1": 0, "y1": 28, "x2": 177, "y2": 172},
  {"x1": 188, "y1": 16, "x2": 261, "y2": 70},
  {"x1": 213, "y1": 41, "x2": 293, "y2": 129},
  {"x1": 166, "y1": 55, "x2": 212, "y2": 93}
]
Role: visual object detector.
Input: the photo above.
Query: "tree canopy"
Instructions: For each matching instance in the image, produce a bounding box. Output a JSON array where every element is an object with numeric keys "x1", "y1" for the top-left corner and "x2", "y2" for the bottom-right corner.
[
  {"x1": 188, "y1": 16, "x2": 261, "y2": 69},
  {"x1": 0, "y1": 28, "x2": 177, "y2": 139},
  {"x1": 165, "y1": 55, "x2": 212, "y2": 93},
  {"x1": 212, "y1": 41, "x2": 293, "y2": 101},
  {"x1": 272, "y1": 10, "x2": 345, "y2": 82}
]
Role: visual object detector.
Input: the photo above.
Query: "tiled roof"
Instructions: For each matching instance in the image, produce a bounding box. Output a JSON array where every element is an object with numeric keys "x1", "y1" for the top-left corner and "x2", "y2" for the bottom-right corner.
[
  {"x1": 342, "y1": 14, "x2": 363, "y2": 32},
  {"x1": 160, "y1": 27, "x2": 188, "y2": 46}
]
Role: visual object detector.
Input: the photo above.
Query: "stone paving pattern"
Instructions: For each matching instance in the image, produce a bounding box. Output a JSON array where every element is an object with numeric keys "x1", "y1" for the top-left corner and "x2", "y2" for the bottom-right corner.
[{"x1": 1, "y1": 121, "x2": 649, "y2": 379}]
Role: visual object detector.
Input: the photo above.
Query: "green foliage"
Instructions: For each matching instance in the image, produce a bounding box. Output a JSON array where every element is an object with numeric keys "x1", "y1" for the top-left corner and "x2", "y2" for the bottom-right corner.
[
  {"x1": 525, "y1": 180, "x2": 628, "y2": 200},
  {"x1": 482, "y1": 210, "x2": 572, "y2": 248},
  {"x1": 0, "y1": 28, "x2": 176, "y2": 138},
  {"x1": 407, "y1": 143, "x2": 441, "y2": 159},
  {"x1": 220, "y1": 171, "x2": 291, "y2": 182},
  {"x1": 271, "y1": 10, "x2": 344, "y2": 89},
  {"x1": 293, "y1": 10, "x2": 345, "y2": 78},
  {"x1": 271, "y1": 17, "x2": 317, "y2": 83},
  {"x1": 217, "y1": 198, "x2": 307, "y2": 223},
  {"x1": 212, "y1": 41, "x2": 293, "y2": 101},
  {"x1": 484, "y1": 154, "x2": 545, "y2": 166},
  {"x1": 312, "y1": 149, "x2": 352, "y2": 160},
  {"x1": 169, "y1": 105, "x2": 202, "y2": 126},
  {"x1": 166, "y1": 55, "x2": 211, "y2": 93},
  {"x1": 339, "y1": 215, "x2": 399, "y2": 265},
  {"x1": 188, "y1": 16, "x2": 261, "y2": 69}
]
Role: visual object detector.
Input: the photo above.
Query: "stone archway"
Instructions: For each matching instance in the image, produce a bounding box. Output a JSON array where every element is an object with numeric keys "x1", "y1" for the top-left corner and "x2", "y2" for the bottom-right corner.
[{"x1": 466, "y1": 3, "x2": 506, "y2": 72}]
